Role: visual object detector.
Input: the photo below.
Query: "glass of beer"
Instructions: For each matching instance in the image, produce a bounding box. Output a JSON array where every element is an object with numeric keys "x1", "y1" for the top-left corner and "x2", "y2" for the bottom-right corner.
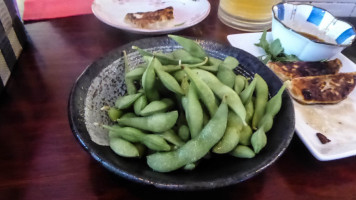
[{"x1": 218, "y1": 0, "x2": 282, "y2": 32}]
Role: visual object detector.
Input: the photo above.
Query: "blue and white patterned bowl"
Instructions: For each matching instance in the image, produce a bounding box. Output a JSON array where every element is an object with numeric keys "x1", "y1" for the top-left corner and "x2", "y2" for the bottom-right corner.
[{"x1": 271, "y1": 3, "x2": 356, "y2": 61}]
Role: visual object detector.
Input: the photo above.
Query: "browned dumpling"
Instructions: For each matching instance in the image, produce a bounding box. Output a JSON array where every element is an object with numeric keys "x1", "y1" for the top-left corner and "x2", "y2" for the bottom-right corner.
[
  {"x1": 124, "y1": 6, "x2": 174, "y2": 29},
  {"x1": 267, "y1": 58, "x2": 342, "y2": 81},
  {"x1": 286, "y1": 72, "x2": 356, "y2": 104}
]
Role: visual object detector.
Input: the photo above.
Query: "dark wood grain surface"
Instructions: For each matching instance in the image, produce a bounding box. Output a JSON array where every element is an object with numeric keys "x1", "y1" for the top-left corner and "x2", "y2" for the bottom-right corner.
[{"x1": 1, "y1": 1, "x2": 356, "y2": 199}]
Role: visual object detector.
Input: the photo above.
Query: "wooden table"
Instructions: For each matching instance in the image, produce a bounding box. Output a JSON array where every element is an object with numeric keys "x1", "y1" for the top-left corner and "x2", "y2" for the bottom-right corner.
[{"x1": 1, "y1": 1, "x2": 356, "y2": 199}]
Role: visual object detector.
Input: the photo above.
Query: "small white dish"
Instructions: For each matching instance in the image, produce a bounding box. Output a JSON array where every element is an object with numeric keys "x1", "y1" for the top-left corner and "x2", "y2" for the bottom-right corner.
[
  {"x1": 271, "y1": 3, "x2": 356, "y2": 61},
  {"x1": 228, "y1": 32, "x2": 356, "y2": 161},
  {"x1": 91, "y1": 0, "x2": 211, "y2": 35}
]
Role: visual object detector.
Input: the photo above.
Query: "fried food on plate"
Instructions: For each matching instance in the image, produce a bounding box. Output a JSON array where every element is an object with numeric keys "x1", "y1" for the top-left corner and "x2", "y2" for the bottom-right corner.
[
  {"x1": 286, "y1": 72, "x2": 356, "y2": 104},
  {"x1": 267, "y1": 58, "x2": 342, "y2": 81},
  {"x1": 124, "y1": 6, "x2": 174, "y2": 29}
]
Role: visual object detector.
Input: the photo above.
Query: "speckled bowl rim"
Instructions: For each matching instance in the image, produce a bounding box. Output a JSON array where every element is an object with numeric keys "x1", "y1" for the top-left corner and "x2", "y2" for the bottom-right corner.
[{"x1": 272, "y1": 2, "x2": 356, "y2": 47}]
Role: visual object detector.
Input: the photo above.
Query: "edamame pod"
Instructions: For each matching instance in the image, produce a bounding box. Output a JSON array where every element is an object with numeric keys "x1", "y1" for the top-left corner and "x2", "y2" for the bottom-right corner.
[
  {"x1": 125, "y1": 67, "x2": 146, "y2": 80},
  {"x1": 107, "y1": 107, "x2": 123, "y2": 121},
  {"x1": 146, "y1": 99, "x2": 228, "y2": 172},
  {"x1": 117, "y1": 111, "x2": 179, "y2": 132},
  {"x1": 251, "y1": 127, "x2": 267, "y2": 154},
  {"x1": 192, "y1": 69, "x2": 246, "y2": 124},
  {"x1": 198, "y1": 57, "x2": 222, "y2": 72},
  {"x1": 185, "y1": 83, "x2": 203, "y2": 139},
  {"x1": 223, "y1": 56, "x2": 239, "y2": 70},
  {"x1": 178, "y1": 125, "x2": 190, "y2": 142},
  {"x1": 252, "y1": 74, "x2": 269, "y2": 130},
  {"x1": 115, "y1": 93, "x2": 142, "y2": 109},
  {"x1": 140, "y1": 98, "x2": 174, "y2": 116},
  {"x1": 239, "y1": 76, "x2": 257, "y2": 104},
  {"x1": 183, "y1": 66, "x2": 218, "y2": 117},
  {"x1": 159, "y1": 129, "x2": 185, "y2": 147},
  {"x1": 258, "y1": 84, "x2": 286, "y2": 132},
  {"x1": 123, "y1": 50, "x2": 137, "y2": 95},
  {"x1": 212, "y1": 126, "x2": 239, "y2": 154},
  {"x1": 217, "y1": 64, "x2": 236, "y2": 88},
  {"x1": 155, "y1": 65, "x2": 184, "y2": 95},
  {"x1": 133, "y1": 46, "x2": 179, "y2": 65},
  {"x1": 212, "y1": 111, "x2": 242, "y2": 154},
  {"x1": 234, "y1": 75, "x2": 247, "y2": 94},
  {"x1": 168, "y1": 35, "x2": 207, "y2": 59},
  {"x1": 245, "y1": 99, "x2": 254, "y2": 124},
  {"x1": 171, "y1": 49, "x2": 204, "y2": 64},
  {"x1": 134, "y1": 95, "x2": 148, "y2": 115},
  {"x1": 180, "y1": 75, "x2": 189, "y2": 95},
  {"x1": 109, "y1": 137, "x2": 140, "y2": 158},
  {"x1": 105, "y1": 126, "x2": 171, "y2": 151},
  {"x1": 142, "y1": 56, "x2": 159, "y2": 101},
  {"x1": 239, "y1": 124, "x2": 253, "y2": 146},
  {"x1": 230, "y1": 145, "x2": 255, "y2": 158}
]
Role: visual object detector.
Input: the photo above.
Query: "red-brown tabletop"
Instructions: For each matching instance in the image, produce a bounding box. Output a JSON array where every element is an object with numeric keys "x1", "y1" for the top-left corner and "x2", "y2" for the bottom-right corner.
[{"x1": 1, "y1": 1, "x2": 356, "y2": 199}]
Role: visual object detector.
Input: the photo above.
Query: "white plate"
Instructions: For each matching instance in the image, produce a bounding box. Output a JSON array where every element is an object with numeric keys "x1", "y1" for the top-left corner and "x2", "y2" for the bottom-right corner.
[
  {"x1": 92, "y1": 0, "x2": 211, "y2": 34},
  {"x1": 228, "y1": 32, "x2": 356, "y2": 161}
]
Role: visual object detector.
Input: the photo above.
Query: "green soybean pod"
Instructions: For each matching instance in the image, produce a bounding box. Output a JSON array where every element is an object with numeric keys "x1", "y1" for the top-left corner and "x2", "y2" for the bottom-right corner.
[
  {"x1": 245, "y1": 99, "x2": 254, "y2": 125},
  {"x1": 198, "y1": 57, "x2": 223, "y2": 72},
  {"x1": 120, "y1": 112, "x2": 137, "y2": 119},
  {"x1": 107, "y1": 107, "x2": 123, "y2": 121},
  {"x1": 212, "y1": 111, "x2": 242, "y2": 154},
  {"x1": 252, "y1": 74, "x2": 269, "y2": 130},
  {"x1": 115, "y1": 93, "x2": 142, "y2": 110},
  {"x1": 185, "y1": 57, "x2": 209, "y2": 68},
  {"x1": 134, "y1": 95, "x2": 148, "y2": 116},
  {"x1": 212, "y1": 126, "x2": 239, "y2": 154},
  {"x1": 239, "y1": 77, "x2": 257, "y2": 105},
  {"x1": 168, "y1": 35, "x2": 207, "y2": 59},
  {"x1": 117, "y1": 111, "x2": 179, "y2": 133},
  {"x1": 234, "y1": 75, "x2": 247, "y2": 94},
  {"x1": 230, "y1": 145, "x2": 255, "y2": 158},
  {"x1": 171, "y1": 49, "x2": 204, "y2": 64},
  {"x1": 183, "y1": 163, "x2": 197, "y2": 170},
  {"x1": 105, "y1": 126, "x2": 142, "y2": 142},
  {"x1": 105, "y1": 125, "x2": 170, "y2": 151},
  {"x1": 264, "y1": 84, "x2": 286, "y2": 118},
  {"x1": 160, "y1": 64, "x2": 182, "y2": 73},
  {"x1": 146, "y1": 99, "x2": 228, "y2": 172},
  {"x1": 142, "y1": 134, "x2": 171, "y2": 152},
  {"x1": 185, "y1": 83, "x2": 203, "y2": 139},
  {"x1": 132, "y1": 46, "x2": 179, "y2": 65},
  {"x1": 123, "y1": 50, "x2": 137, "y2": 95},
  {"x1": 142, "y1": 56, "x2": 160, "y2": 101},
  {"x1": 251, "y1": 127, "x2": 267, "y2": 154},
  {"x1": 223, "y1": 56, "x2": 239, "y2": 70},
  {"x1": 173, "y1": 69, "x2": 186, "y2": 83},
  {"x1": 178, "y1": 125, "x2": 190, "y2": 142},
  {"x1": 109, "y1": 137, "x2": 140, "y2": 158},
  {"x1": 180, "y1": 75, "x2": 189, "y2": 95},
  {"x1": 239, "y1": 124, "x2": 253, "y2": 146},
  {"x1": 258, "y1": 84, "x2": 286, "y2": 132},
  {"x1": 183, "y1": 66, "x2": 218, "y2": 117},
  {"x1": 192, "y1": 69, "x2": 246, "y2": 124},
  {"x1": 155, "y1": 66, "x2": 184, "y2": 95},
  {"x1": 159, "y1": 130, "x2": 185, "y2": 147},
  {"x1": 140, "y1": 98, "x2": 174, "y2": 116},
  {"x1": 125, "y1": 67, "x2": 146, "y2": 80},
  {"x1": 217, "y1": 64, "x2": 236, "y2": 88}
]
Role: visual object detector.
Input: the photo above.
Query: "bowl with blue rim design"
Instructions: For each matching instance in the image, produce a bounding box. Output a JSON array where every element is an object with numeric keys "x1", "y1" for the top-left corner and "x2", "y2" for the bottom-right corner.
[{"x1": 271, "y1": 2, "x2": 356, "y2": 61}]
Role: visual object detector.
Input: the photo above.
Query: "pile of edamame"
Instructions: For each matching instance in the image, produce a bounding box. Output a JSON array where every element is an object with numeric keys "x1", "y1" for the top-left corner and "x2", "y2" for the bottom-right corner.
[{"x1": 103, "y1": 35, "x2": 286, "y2": 173}]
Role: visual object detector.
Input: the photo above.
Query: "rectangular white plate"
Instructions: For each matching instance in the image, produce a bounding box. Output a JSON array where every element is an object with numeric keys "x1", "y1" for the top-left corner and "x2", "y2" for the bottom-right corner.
[{"x1": 228, "y1": 32, "x2": 356, "y2": 161}]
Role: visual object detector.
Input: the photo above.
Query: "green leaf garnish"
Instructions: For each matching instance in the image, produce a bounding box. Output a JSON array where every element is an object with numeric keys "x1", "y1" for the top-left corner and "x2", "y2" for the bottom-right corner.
[{"x1": 255, "y1": 30, "x2": 299, "y2": 63}]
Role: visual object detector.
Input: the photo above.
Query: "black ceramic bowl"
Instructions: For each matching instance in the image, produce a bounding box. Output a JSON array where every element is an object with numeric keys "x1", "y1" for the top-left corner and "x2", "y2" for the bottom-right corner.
[{"x1": 68, "y1": 36, "x2": 295, "y2": 190}]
